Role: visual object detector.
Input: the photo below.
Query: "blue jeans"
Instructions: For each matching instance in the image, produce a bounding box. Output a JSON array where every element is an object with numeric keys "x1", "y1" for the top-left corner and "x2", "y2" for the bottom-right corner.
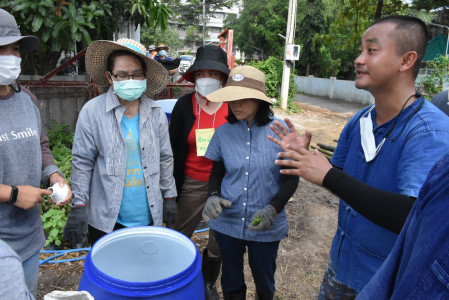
[
  {"x1": 214, "y1": 231, "x2": 280, "y2": 296},
  {"x1": 22, "y1": 251, "x2": 39, "y2": 299}
]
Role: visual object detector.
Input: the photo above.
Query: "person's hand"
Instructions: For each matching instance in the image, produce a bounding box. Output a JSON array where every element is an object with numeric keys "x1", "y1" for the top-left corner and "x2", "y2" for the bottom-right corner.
[
  {"x1": 163, "y1": 197, "x2": 177, "y2": 228},
  {"x1": 248, "y1": 205, "x2": 277, "y2": 231},
  {"x1": 63, "y1": 205, "x2": 89, "y2": 249},
  {"x1": 275, "y1": 147, "x2": 332, "y2": 186},
  {"x1": 14, "y1": 185, "x2": 52, "y2": 210},
  {"x1": 202, "y1": 196, "x2": 232, "y2": 221},
  {"x1": 269, "y1": 118, "x2": 312, "y2": 152},
  {"x1": 48, "y1": 172, "x2": 72, "y2": 206}
]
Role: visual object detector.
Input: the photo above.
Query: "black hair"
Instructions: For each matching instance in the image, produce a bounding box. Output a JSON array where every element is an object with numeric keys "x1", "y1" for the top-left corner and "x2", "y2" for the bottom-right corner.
[
  {"x1": 369, "y1": 15, "x2": 428, "y2": 78},
  {"x1": 227, "y1": 100, "x2": 273, "y2": 126},
  {"x1": 106, "y1": 50, "x2": 147, "y2": 74}
]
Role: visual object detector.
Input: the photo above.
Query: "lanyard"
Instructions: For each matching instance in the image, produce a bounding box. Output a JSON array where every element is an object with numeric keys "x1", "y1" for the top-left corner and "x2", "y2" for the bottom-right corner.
[{"x1": 195, "y1": 93, "x2": 220, "y2": 129}]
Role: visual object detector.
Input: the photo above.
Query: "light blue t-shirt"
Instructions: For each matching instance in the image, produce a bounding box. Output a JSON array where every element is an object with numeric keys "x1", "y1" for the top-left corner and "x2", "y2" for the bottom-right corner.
[{"x1": 117, "y1": 114, "x2": 152, "y2": 226}]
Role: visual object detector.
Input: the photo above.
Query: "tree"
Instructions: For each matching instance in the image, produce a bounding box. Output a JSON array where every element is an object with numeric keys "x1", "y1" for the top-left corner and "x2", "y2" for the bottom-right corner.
[
  {"x1": 316, "y1": 0, "x2": 407, "y2": 79},
  {"x1": 296, "y1": 0, "x2": 330, "y2": 76},
  {"x1": 167, "y1": 0, "x2": 239, "y2": 27},
  {"x1": 226, "y1": 0, "x2": 289, "y2": 59},
  {"x1": 412, "y1": 0, "x2": 448, "y2": 10},
  {"x1": 141, "y1": 26, "x2": 184, "y2": 53},
  {"x1": 1, "y1": 0, "x2": 174, "y2": 74}
]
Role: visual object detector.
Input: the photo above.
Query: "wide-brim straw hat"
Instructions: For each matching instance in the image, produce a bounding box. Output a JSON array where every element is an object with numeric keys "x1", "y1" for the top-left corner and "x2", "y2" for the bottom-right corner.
[
  {"x1": 156, "y1": 42, "x2": 169, "y2": 51},
  {"x1": 0, "y1": 9, "x2": 39, "y2": 53},
  {"x1": 206, "y1": 66, "x2": 272, "y2": 104},
  {"x1": 86, "y1": 38, "x2": 169, "y2": 96},
  {"x1": 182, "y1": 45, "x2": 230, "y2": 83}
]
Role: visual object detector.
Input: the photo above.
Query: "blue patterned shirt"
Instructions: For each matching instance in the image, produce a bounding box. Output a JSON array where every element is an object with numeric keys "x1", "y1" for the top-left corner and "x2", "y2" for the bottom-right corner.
[{"x1": 205, "y1": 118, "x2": 288, "y2": 242}]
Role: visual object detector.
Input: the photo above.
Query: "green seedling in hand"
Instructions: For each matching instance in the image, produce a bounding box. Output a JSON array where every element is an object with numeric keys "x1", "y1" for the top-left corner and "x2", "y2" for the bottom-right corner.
[{"x1": 252, "y1": 214, "x2": 263, "y2": 226}]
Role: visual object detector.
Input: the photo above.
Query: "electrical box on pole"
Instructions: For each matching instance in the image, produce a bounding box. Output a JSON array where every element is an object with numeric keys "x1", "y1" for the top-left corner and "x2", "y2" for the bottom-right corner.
[{"x1": 285, "y1": 45, "x2": 300, "y2": 61}]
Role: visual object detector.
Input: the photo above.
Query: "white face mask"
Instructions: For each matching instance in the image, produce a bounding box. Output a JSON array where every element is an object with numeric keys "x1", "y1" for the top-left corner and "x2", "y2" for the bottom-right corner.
[
  {"x1": 0, "y1": 55, "x2": 21, "y2": 85},
  {"x1": 360, "y1": 105, "x2": 386, "y2": 162},
  {"x1": 195, "y1": 77, "x2": 222, "y2": 98}
]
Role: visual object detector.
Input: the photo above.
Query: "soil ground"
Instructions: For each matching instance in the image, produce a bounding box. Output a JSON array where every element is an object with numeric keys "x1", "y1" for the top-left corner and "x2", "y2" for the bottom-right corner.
[{"x1": 37, "y1": 95, "x2": 365, "y2": 300}]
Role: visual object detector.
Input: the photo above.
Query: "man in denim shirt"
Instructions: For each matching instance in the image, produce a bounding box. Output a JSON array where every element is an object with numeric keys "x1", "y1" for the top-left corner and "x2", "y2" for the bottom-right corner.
[
  {"x1": 271, "y1": 15, "x2": 449, "y2": 299},
  {"x1": 64, "y1": 38, "x2": 177, "y2": 247},
  {"x1": 357, "y1": 152, "x2": 449, "y2": 299}
]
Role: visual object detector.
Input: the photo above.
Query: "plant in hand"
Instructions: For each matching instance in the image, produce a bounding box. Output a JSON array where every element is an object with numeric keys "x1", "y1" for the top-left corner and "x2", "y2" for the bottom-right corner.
[{"x1": 251, "y1": 214, "x2": 263, "y2": 226}]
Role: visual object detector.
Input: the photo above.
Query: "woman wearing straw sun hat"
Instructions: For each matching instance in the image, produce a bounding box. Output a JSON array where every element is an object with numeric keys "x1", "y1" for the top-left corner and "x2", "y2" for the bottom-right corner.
[
  {"x1": 0, "y1": 8, "x2": 71, "y2": 299},
  {"x1": 169, "y1": 44, "x2": 230, "y2": 300},
  {"x1": 202, "y1": 66, "x2": 299, "y2": 300},
  {"x1": 64, "y1": 38, "x2": 177, "y2": 248}
]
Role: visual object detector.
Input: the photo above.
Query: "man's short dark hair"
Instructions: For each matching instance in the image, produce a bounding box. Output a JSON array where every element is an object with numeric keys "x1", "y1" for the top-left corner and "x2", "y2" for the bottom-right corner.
[
  {"x1": 106, "y1": 50, "x2": 147, "y2": 74},
  {"x1": 227, "y1": 100, "x2": 273, "y2": 126},
  {"x1": 369, "y1": 15, "x2": 428, "y2": 78}
]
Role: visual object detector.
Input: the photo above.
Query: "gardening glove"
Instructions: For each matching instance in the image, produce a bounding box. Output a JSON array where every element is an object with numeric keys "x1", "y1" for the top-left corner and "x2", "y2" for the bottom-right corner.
[
  {"x1": 63, "y1": 205, "x2": 89, "y2": 249},
  {"x1": 163, "y1": 198, "x2": 177, "y2": 228},
  {"x1": 202, "y1": 196, "x2": 232, "y2": 221},
  {"x1": 248, "y1": 205, "x2": 277, "y2": 231}
]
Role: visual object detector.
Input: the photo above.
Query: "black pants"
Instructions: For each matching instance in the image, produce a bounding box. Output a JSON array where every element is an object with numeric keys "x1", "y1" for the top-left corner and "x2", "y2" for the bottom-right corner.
[{"x1": 88, "y1": 222, "x2": 153, "y2": 246}]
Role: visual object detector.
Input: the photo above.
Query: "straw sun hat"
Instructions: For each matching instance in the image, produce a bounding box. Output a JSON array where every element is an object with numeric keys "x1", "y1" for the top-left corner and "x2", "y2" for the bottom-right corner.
[
  {"x1": 206, "y1": 66, "x2": 272, "y2": 104},
  {"x1": 86, "y1": 38, "x2": 169, "y2": 96}
]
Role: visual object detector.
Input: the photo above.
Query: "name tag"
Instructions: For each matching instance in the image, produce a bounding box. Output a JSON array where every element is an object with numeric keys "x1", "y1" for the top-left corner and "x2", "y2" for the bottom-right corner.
[{"x1": 195, "y1": 128, "x2": 215, "y2": 156}]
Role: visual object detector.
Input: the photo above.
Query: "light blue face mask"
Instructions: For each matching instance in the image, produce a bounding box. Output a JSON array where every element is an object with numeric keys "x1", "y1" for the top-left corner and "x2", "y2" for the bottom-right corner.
[
  {"x1": 158, "y1": 50, "x2": 167, "y2": 56},
  {"x1": 112, "y1": 79, "x2": 147, "y2": 101}
]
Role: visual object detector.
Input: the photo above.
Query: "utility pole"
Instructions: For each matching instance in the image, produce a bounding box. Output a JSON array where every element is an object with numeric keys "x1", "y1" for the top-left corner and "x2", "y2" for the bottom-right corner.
[
  {"x1": 202, "y1": 0, "x2": 206, "y2": 46},
  {"x1": 280, "y1": 0, "x2": 297, "y2": 110}
]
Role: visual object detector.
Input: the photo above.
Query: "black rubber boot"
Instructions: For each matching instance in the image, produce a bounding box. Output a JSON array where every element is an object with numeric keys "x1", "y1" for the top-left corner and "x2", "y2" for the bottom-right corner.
[
  {"x1": 202, "y1": 249, "x2": 221, "y2": 300},
  {"x1": 223, "y1": 284, "x2": 247, "y2": 300},
  {"x1": 255, "y1": 290, "x2": 274, "y2": 300}
]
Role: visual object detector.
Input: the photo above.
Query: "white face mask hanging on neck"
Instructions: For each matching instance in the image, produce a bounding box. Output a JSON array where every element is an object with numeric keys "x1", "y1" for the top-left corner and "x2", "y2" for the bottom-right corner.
[
  {"x1": 0, "y1": 56, "x2": 21, "y2": 85},
  {"x1": 360, "y1": 105, "x2": 386, "y2": 162}
]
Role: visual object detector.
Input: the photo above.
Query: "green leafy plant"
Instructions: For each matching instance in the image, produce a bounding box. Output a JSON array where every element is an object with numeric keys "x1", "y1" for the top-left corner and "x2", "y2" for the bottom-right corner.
[
  {"x1": 418, "y1": 55, "x2": 449, "y2": 97},
  {"x1": 41, "y1": 206, "x2": 68, "y2": 247},
  {"x1": 251, "y1": 214, "x2": 263, "y2": 226},
  {"x1": 249, "y1": 56, "x2": 301, "y2": 113},
  {"x1": 41, "y1": 120, "x2": 74, "y2": 247}
]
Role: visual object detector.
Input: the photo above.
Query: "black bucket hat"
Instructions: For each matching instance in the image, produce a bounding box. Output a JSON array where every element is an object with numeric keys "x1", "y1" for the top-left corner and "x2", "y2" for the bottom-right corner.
[
  {"x1": 182, "y1": 45, "x2": 230, "y2": 83},
  {"x1": 0, "y1": 9, "x2": 39, "y2": 52}
]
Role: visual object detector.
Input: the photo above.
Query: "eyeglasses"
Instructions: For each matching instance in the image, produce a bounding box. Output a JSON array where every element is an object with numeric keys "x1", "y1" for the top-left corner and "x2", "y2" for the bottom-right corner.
[{"x1": 110, "y1": 72, "x2": 145, "y2": 81}]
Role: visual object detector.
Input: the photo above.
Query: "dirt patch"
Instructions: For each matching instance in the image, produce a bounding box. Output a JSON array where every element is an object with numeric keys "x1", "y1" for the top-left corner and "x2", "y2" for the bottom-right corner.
[{"x1": 37, "y1": 102, "x2": 355, "y2": 300}]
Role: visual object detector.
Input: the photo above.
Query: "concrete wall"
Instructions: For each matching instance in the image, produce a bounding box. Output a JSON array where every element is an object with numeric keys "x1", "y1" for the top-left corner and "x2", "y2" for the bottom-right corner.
[
  {"x1": 19, "y1": 75, "x2": 91, "y2": 131},
  {"x1": 294, "y1": 75, "x2": 374, "y2": 105}
]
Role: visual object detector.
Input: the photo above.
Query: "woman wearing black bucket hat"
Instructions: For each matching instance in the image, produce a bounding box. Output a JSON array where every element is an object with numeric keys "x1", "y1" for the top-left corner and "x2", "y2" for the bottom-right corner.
[
  {"x1": 169, "y1": 44, "x2": 230, "y2": 300},
  {"x1": 0, "y1": 8, "x2": 71, "y2": 299}
]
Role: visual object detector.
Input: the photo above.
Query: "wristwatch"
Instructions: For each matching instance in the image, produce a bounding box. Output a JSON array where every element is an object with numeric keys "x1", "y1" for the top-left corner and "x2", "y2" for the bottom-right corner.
[{"x1": 8, "y1": 185, "x2": 18, "y2": 204}]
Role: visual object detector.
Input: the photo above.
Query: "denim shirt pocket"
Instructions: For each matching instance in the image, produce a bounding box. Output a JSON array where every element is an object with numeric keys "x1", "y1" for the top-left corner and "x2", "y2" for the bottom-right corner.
[{"x1": 408, "y1": 249, "x2": 449, "y2": 299}]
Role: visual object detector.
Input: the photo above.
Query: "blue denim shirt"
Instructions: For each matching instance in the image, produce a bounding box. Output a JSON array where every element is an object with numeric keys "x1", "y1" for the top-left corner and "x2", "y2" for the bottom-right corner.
[
  {"x1": 205, "y1": 118, "x2": 288, "y2": 242},
  {"x1": 329, "y1": 98, "x2": 449, "y2": 291},
  {"x1": 357, "y1": 152, "x2": 449, "y2": 299},
  {"x1": 71, "y1": 88, "x2": 177, "y2": 232}
]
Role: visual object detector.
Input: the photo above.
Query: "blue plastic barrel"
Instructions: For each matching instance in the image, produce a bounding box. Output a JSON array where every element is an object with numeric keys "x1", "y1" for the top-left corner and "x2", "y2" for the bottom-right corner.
[
  {"x1": 78, "y1": 227, "x2": 204, "y2": 299},
  {"x1": 156, "y1": 99, "x2": 178, "y2": 122}
]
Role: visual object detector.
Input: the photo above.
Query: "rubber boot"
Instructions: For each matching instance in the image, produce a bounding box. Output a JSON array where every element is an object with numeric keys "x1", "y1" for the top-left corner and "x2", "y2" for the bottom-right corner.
[
  {"x1": 255, "y1": 290, "x2": 274, "y2": 300},
  {"x1": 223, "y1": 284, "x2": 247, "y2": 300},
  {"x1": 202, "y1": 249, "x2": 221, "y2": 300}
]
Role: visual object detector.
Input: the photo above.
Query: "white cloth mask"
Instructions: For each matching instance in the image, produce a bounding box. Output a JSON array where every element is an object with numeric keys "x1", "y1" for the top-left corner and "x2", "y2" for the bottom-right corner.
[
  {"x1": 360, "y1": 105, "x2": 386, "y2": 162},
  {"x1": 195, "y1": 78, "x2": 222, "y2": 98},
  {"x1": 0, "y1": 55, "x2": 21, "y2": 85}
]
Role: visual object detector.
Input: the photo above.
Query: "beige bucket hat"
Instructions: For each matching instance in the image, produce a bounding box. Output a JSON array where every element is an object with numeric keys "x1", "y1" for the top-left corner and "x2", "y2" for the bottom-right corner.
[
  {"x1": 206, "y1": 66, "x2": 272, "y2": 104},
  {"x1": 86, "y1": 38, "x2": 169, "y2": 96}
]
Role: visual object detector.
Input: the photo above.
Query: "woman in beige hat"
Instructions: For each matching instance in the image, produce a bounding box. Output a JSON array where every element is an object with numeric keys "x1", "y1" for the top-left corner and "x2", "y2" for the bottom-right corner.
[
  {"x1": 202, "y1": 66, "x2": 299, "y2": 300},
  {"x1": 64, "y1": 38, "x2": 177, "y2": 248},
  {"x1": 0, "y1": 8, "x2": 71, "y2": 299},
  {"x1": 169, "y1": 44, "x2": 230, "y2": 300}
]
